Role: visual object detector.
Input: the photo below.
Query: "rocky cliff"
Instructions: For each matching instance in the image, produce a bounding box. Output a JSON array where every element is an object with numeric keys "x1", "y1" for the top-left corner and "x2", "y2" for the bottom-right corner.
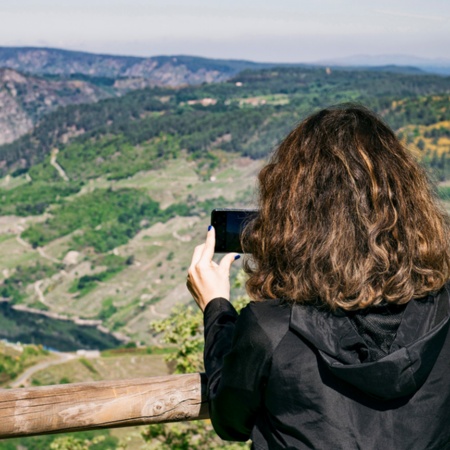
[{"x1": 0, "y1": 68, "x2": 110, "y2": 145}]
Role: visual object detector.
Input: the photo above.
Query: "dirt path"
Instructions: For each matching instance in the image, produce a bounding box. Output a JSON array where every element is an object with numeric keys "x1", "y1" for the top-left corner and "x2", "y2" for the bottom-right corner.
[
  {"x1": 172, "y1": 230, "x2": 192, "y2": 242},
  {"x1": 149, "y1": 305, "x2": 168, "y2": 318},
  {"x1": 15, "y1": 234, "x2": 30, "y2": 249},
  {"x1": 15, "y1": 229, "x2": 60, "y2": 264},
  {"x1": 10, "y1": 352, "x2": 78, "y2": 388},
  {"x1": 50, "y1": 148, "x2": 69, "y2": 181},
  {"x1": 37, "y1": 246, "x2": 61, "y2": 263},
  {"x1": 15, "y1": 232, "x2": 60, "y2": 308},
  {"x1": 34, "y1": 279, "x2": 46, "y2": 304}
]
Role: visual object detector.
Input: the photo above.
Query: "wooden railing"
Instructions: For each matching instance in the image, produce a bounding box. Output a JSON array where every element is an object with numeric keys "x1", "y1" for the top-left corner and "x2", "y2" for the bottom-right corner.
[{"x1": 0, "y1": 373, "x2": 208, "y2": 439}]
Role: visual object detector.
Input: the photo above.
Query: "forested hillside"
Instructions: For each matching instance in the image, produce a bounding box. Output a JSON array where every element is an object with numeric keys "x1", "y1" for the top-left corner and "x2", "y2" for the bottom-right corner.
[
  {"x1": 1, "y1": 67, "x2": 450, "y2": 174},
  {"x1": 0, "y1": 66, "x2": 449, "y2": 345},
  {"x1": 0, "y1": 47, "x2": 305, "y2": 147}
]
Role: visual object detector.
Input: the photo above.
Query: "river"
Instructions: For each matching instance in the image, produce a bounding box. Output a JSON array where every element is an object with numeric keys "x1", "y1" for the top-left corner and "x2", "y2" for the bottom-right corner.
[{"x1": 0, "y1": 302, "x2": 122, "y2": 351}]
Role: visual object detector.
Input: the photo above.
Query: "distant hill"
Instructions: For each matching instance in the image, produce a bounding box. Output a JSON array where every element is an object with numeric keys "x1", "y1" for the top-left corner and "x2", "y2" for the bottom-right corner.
[
  {"x1": 317, "y1": 54, "x2": 450, "y2": 76},
  {"x1": 0, "y1": 47, "x2": 281, "y2": 86},
  {"x1": 1, "y1": 47, "x2": 435, "y2": 84}
]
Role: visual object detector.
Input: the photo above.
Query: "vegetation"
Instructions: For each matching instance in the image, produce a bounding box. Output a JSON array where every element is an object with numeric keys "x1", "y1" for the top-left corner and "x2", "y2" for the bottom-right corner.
[
  {"x1": 0, "y1": 342, "x2": 48, "y2": 384},
  {"x1": 2, "y1": 68, "x2": 449, "y2": 188},
  {"x1": 383, "y1": 95, "x2": 450, "y2": 130},
  {"x1": 0, "y1": 181, "x2": 82, "y2": 216},
  {"x1": 423, "y1": 150, "x2": 450, "y2": 183},
  {"x1": 141, "y1": 421, "x2": 247, "y2": 450},
  {"x1": 0, "y1": 65, "x2": 448, "y2": 348},
  {"x1": 425, "y1": 126, "x2": 450, "y2": 139},
  {"x1": 21, "y1": 188, "x2": 191, "y2": 252},
  {"x1": 0, "y1": 64, "x2": 449, "y2": 449},
  {"x1": 69, "y1": 255, "x2": 127, "y2": 297},
  {"x1": 0, "y1": 430, "x2": 118, "y2": 450},
  {"x1": 151, "y1": 304, "x2": 205, "y2": 374},
  {"x1": 28, "y1": 134, "x2": 179, "y2": 182},
  {"x1": 79, "y1": 357, "x2": 98, "y2": 374},
  {"x1": 0, "y1": 66, "x2": 449, "y2": 338},
  {"x1": 1, "y1": 261, "x2": 64, "y2": 303},
  {"x1": 97, "y1": 297, "x2": 118, "y2": 321},
  {"x1": 1, "y1": 67, "x2": 450, "y2": 176}
]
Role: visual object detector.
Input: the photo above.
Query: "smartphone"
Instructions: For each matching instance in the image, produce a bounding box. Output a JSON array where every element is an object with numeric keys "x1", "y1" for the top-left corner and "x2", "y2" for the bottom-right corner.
[{"x1": 211, "y1": 208, "x2": 258, "y2": 253}]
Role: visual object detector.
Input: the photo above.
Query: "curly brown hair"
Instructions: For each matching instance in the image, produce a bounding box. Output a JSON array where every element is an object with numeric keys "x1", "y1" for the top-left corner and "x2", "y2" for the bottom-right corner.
[{"x1": 242, "y1": 104, "x2": 450, "y2": 310}]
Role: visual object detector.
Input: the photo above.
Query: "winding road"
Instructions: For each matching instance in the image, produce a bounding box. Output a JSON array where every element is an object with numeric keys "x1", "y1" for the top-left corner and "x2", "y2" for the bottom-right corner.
[{"x1": 10, "y1": 352, "x2": 78, "y2": 388}]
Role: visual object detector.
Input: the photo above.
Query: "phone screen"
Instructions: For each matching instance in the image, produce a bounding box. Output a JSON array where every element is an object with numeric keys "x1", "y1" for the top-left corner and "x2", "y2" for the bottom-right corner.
[{"x1": 211, "y1": 209, "x2": 258, "y2": 253}]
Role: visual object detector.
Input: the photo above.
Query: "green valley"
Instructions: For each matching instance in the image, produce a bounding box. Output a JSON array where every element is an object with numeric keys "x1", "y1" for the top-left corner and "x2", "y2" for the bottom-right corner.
[{"x1": 0, "y1": 65, "x2": 449, "y2": 348}]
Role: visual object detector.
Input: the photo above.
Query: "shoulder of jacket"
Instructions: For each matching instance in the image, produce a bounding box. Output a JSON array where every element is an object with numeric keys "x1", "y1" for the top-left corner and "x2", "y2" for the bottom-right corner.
[
  {"x1": 239, "y1": 299, "x2": 291, "y2": 348},
  {"x1": 245, "y1": 298, "x2": 291, "y2": 315}
]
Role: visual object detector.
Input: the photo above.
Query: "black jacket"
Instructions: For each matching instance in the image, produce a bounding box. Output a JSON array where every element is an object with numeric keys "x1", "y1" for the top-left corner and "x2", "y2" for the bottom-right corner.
[{"x1": 203, "y1": 283, "x2": 450, "y2": 449}]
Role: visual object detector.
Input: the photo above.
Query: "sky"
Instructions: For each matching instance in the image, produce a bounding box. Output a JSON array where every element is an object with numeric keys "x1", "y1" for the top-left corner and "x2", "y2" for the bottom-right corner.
[{"x1": 0, "y1": 0, "x2": 449, "y2": 63}]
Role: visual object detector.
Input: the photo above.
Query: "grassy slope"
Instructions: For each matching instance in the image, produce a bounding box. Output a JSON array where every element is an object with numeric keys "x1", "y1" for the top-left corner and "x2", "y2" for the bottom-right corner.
[
  {"x1": 29, "y1": 351, "x2": 169, "y2": 386},
  {"x1": 0, "y1": 341, "x2": 52, "y2": 386},
  {"x1": 0, "y1": 154, "x2": 261, "y2": 344},
  {"x1": 0, "y1": 68, "x2": 449, "y2": 345}
]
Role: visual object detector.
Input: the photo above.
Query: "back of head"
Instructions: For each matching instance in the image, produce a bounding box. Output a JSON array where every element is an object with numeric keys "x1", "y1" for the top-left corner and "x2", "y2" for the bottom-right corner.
[{"x1": 243, "y1": 104, "x2": 450, "y2": 310}]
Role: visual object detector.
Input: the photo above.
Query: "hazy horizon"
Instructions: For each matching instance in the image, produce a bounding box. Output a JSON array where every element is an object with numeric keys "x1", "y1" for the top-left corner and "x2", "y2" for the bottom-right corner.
[
  {"x1": 2, "y1": 44, "x2": 450, "y2": 68},
  {"x1": 0, "y1": 0, "x2": 449, "y2": 63}
]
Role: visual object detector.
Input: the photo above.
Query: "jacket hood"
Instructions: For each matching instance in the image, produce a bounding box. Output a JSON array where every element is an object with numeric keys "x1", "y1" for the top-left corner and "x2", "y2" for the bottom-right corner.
[{"x1": 289, "y1": 283, "x2": 450, "y2": 400}]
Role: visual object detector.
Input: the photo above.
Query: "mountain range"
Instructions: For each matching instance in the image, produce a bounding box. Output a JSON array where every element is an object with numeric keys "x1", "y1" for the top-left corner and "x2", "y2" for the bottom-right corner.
[
  {"x1": 0, "y1": 47, "x2": 284, "y2": 83},
  {"x1": 2, "y1": 47, "x2": 449, "y2": 78}
]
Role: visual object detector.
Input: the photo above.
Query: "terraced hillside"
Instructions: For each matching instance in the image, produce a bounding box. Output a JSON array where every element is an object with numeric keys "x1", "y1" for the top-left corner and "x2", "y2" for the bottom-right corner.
[{"x1": 0, "y1": 66, "x2": 449, "y2": 346}]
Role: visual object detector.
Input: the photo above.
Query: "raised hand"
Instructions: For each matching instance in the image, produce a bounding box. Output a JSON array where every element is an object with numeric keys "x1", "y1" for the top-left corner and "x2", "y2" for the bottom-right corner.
[{"x1": 186, "y1": 226, "x2": 240, "y2": 312}]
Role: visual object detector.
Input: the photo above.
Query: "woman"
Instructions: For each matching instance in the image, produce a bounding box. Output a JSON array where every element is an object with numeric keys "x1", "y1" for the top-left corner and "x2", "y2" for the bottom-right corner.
[{"x1": 186, "y1": 104, "x2": 450, "y2": 449}]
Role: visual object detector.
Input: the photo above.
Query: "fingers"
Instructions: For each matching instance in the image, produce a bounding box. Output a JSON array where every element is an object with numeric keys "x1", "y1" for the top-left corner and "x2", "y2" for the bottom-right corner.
[
  {"x1": 190, "y1": 243, "x2": 205, "y2": 268},
  {"x1": 200, "y1": 225, "x2": 216, "y2": 263},
  {"x1": 219, "y1": 252, "x2": 241, "y2": 275},
  {"x1": 186, "y1": 226, "x2": 242, "y2": 311},
  {"x1": 189, "y1": 226, "x2": 215, "y2": 270}
]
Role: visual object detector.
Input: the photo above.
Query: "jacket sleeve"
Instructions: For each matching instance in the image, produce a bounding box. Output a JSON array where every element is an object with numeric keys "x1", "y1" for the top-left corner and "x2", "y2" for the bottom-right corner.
[{"x1": 203, "y1": 297, "x2": 273, "y2": 441}]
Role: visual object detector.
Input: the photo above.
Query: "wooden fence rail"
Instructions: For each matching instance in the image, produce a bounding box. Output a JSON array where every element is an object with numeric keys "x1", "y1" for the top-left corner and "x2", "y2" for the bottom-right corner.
[{"x1": 0, "y1": 373, "x2": 209, "y2": 439}]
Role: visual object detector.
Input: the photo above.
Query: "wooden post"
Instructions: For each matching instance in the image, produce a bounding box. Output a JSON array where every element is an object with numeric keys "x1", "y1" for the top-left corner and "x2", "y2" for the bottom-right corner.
[{"x1": 0, "y1": 373, "x2": 209, "y2": 439}]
